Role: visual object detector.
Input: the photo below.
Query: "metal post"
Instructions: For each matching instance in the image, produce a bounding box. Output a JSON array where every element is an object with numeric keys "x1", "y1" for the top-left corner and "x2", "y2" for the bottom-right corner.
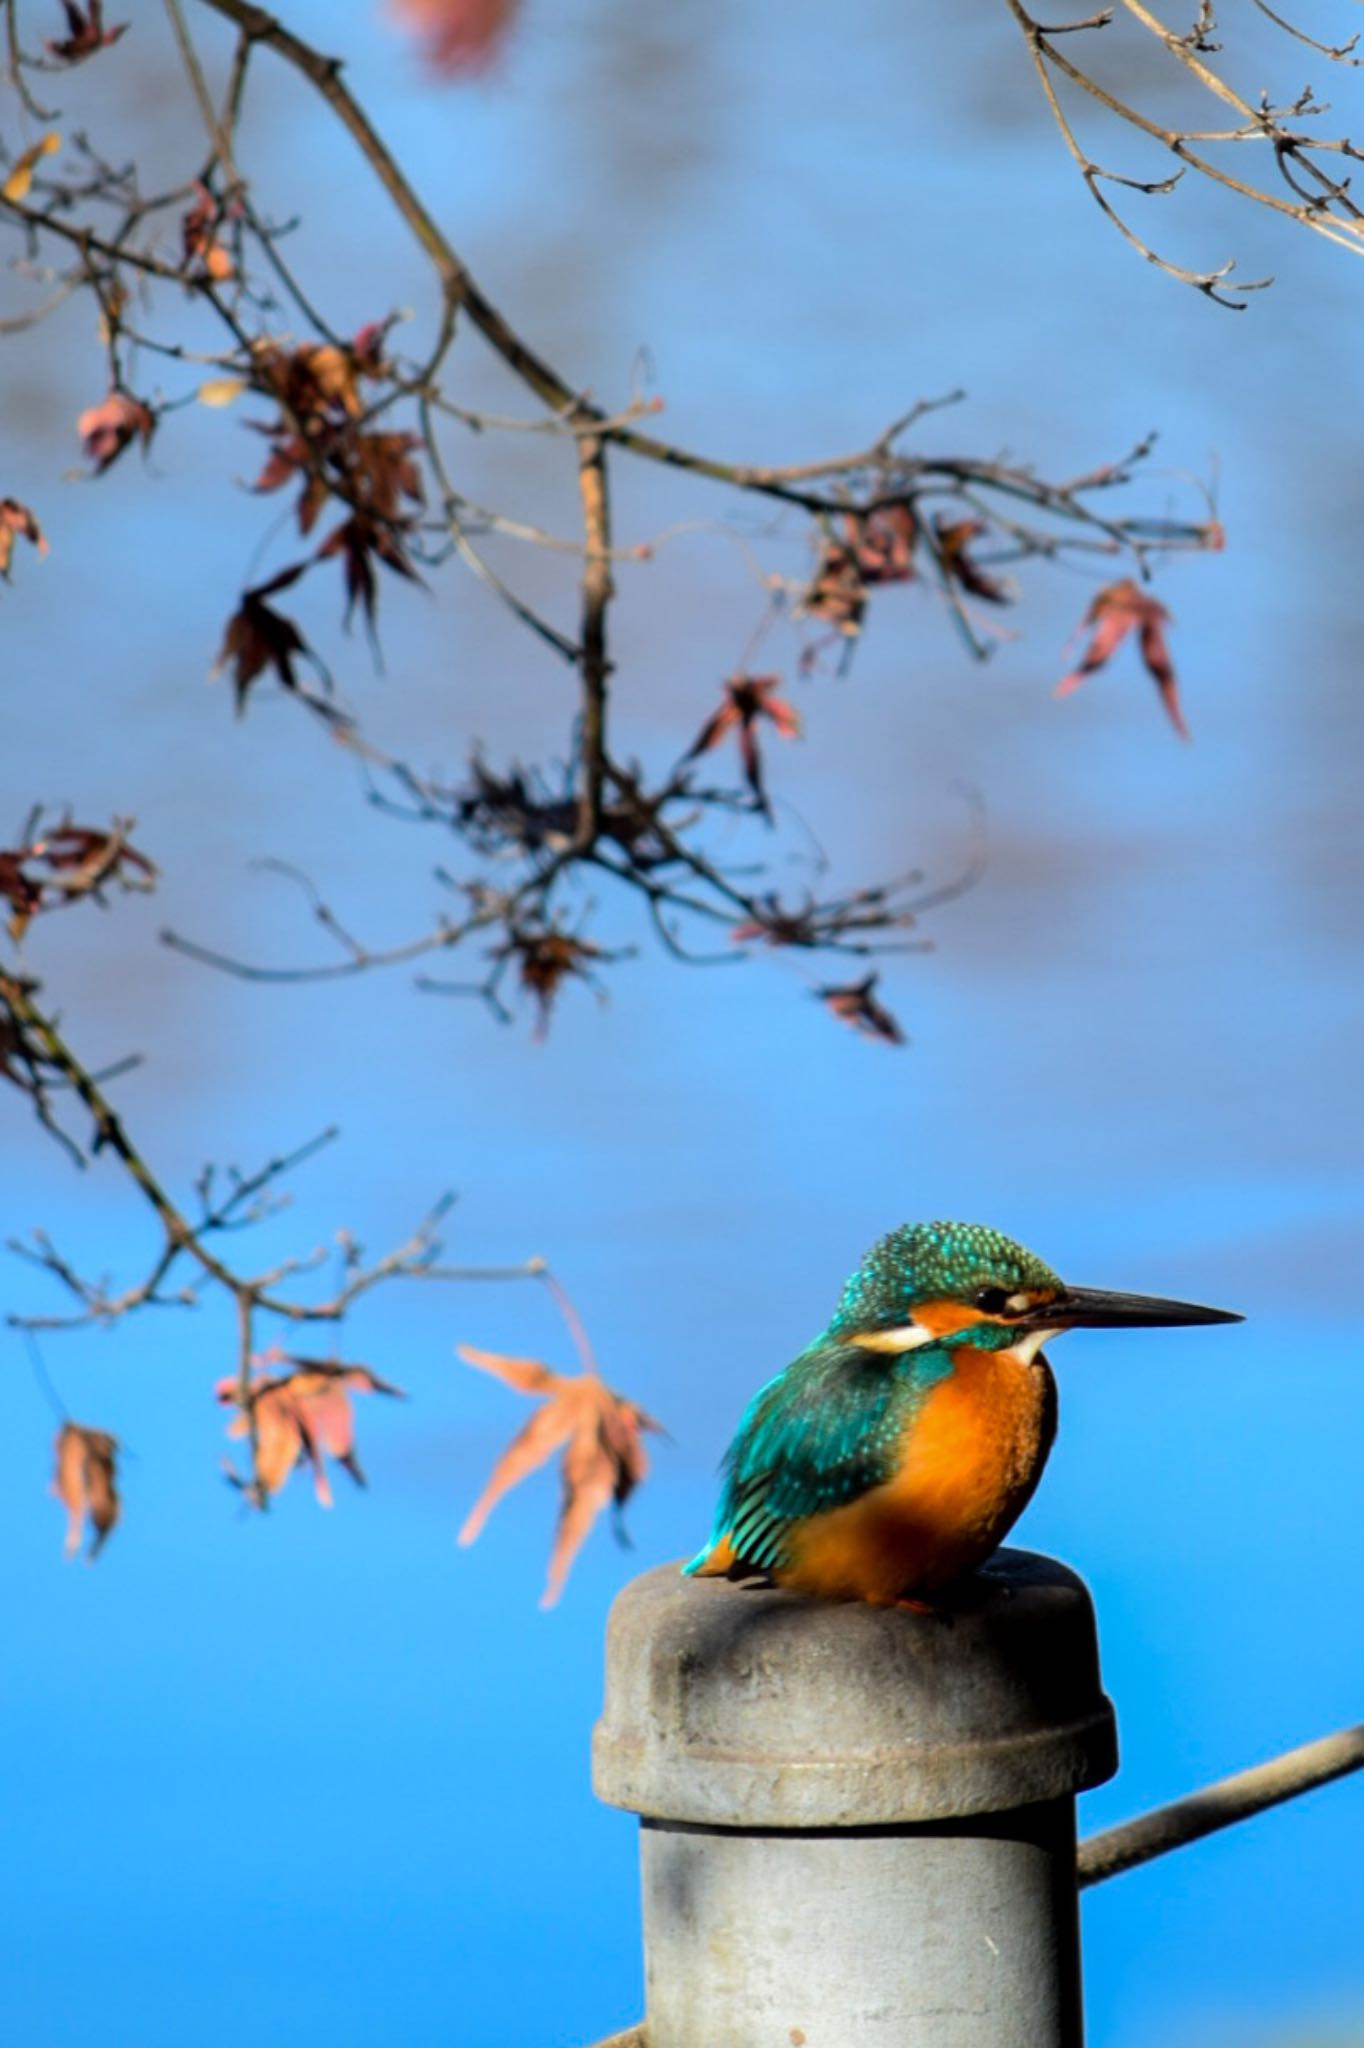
[{"x1": 592, "y1": 1548, "x2": 1117, "y2": 2048}]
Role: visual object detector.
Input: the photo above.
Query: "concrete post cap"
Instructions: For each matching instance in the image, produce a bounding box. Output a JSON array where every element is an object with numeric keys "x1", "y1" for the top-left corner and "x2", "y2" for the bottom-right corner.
[{"x1": 593, "y1": 1548, "x2": 1117, "y2": 1828}]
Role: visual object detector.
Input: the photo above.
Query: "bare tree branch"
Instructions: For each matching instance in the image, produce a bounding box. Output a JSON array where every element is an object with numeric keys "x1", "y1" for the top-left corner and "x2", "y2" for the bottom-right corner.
[
  {"x1": 1, "y1": 2, "x2": 1224, "y2": 1046},
  {"x1": 1004, "y1": 0, "x2": 1364, "y2": 302}
]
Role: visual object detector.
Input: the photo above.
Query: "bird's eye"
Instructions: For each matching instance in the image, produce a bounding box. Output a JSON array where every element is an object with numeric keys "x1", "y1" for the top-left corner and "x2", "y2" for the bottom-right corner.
[{"x1": 975, "y1": 1287, "x2": 1011, "y2": 1315}]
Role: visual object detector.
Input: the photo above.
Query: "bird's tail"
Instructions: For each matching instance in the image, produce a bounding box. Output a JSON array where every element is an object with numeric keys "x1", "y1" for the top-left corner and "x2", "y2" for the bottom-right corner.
[{"x1": 682, "y1": 1532, "x2": 737, "y2": 1578}]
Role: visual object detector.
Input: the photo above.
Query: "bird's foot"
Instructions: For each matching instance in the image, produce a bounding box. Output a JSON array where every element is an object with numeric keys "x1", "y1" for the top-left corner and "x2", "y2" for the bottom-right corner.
[{"x1": 891, "y1": 1594, "x2": 954, "y2": 1626}]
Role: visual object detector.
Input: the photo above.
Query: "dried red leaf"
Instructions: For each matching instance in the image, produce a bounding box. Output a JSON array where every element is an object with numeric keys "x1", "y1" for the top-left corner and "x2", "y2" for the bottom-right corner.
[
  {"x1": 0, "y1": 819, "x2": 154, "y2": 936},
  {"x1": 77, "y1": 390, "x2": 155, "y2": 473},
  {"x1": 317, "y1": 513, "x2": 418, "y2": 630},
  {"x1": 356, "y1": 433, "x2": 425, "y2": 521},
  {"x1": 1057, "y1": 579, "x2": 1187, "y2": 738},
  {"x1": 214, "y1": 564, "x2": 312, "y2": 712},
  {"x1": 250, "y1": 421, "x2": 423, "y2": 550},
  {"x1": 254, "y1": 339, "x2": 370, "y2": 425},
  {"x1": 37, "y1": 822, "x2": 153, "y2": 880},
  {"x1": 457, "y1": 1344, "x2": 662, "y2": 1607},
  {"x1": 801, "y1": 534, "x2": 866, "y2": 635},
  {"x1": 857, "y1": 503, "x2": 917, "y2": 586},
  {"x1": 684, "y1": 674, "x2": 801, "y2": 814},
  {"x1": 248, "y1": 428, "x2": 330, "y2": 536},
  {"x1": 388, "y1": 0, "x2": 520, "y2": 73},
  {"x1": 30, "y1": 825, "x2": 154, "y2": 914},
  {"x1": 216, "y1": 1359, "x2": 405, "y2": 1507},
  {"x1": 499, "y1": 928, "x2": 606, "y2": 1038},
  {"x1": 351, "y1": 320, "x2": 395, "y2": 376},
  {"x1": 52, "y1": 1422, "x2": 120, "y2": 1560},
  {"x1": 817, "y1": 972, "x2": 906, "y2": 1046},
  {"x1": 181, "y1": 183, "x2": 233, "y2": 280},
  {"x1": 934, "y1": 517, "x2": 1011, "y2": 604},
  {"x1": 0, "y1": 497, "x2": 47, "y2": 580},
  {"x1": 799, "y1": 505, "x2": 917, "y2": 638},
  {"x1": 45, "y1": 0, "x2": 126, "y2": 62},
  {"x1": 0, "y1": 851, "x2": 42, "y2": 936}
]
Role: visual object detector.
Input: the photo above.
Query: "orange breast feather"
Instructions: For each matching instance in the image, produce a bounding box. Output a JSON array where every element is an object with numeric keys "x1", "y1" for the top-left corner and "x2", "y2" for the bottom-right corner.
[{"x1": 781, "y1": 1345, "x2": 1057, "y2": 1604}]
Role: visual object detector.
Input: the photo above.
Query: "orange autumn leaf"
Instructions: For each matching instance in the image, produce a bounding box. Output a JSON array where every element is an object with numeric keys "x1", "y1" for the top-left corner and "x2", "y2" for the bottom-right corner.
[
  {"x1": 457, "y1": 1344, "x2": 662, "y2": 1607},
  {"x1": 52, "y1": 1422, "x2": 120, "y2": 1561},
  {"x1": 1, "y1": 131, "x2": 60, "y2": 205},
  {"x1": 1057, "y1": 578, "x2": 1187, "y2": 738},
  {"x1": 216, "y1": 1358, "x2": 405, "y2": 1507}
]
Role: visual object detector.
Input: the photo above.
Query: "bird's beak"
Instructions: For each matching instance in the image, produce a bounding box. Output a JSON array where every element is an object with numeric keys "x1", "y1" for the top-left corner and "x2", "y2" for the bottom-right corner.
[{"x1": 1024, "y1": 1286, "x2": 1243, "y2": 1331}]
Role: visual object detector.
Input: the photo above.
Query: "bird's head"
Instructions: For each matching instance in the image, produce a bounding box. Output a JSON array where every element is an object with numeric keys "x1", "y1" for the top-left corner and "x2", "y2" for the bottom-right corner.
[{"x1": 827, "y1": 1220, "x2": 1241, "y2": 1361}]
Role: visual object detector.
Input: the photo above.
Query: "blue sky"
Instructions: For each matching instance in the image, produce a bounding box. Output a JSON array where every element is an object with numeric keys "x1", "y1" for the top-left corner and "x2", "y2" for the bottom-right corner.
[{"x1": 2, "y1": 5, "x2": 1362, "y2": 2044}]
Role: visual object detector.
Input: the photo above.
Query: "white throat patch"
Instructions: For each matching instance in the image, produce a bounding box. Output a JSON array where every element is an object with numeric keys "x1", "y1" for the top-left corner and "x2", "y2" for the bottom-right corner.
[{"x1": 1008, "y1": 1328, "x2": 1060, "y2": 1365}]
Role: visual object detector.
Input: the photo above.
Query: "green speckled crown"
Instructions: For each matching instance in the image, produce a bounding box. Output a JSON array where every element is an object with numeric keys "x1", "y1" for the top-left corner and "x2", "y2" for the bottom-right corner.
[{"x1": 829, "y1": 1220, "x2": 1062, "y2": 1334}]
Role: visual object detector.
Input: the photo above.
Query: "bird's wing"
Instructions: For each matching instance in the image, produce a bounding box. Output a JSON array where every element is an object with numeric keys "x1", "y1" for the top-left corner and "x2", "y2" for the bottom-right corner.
[{"x1": 707, "y1": 1344, "x2": 926, "y2": 1573}]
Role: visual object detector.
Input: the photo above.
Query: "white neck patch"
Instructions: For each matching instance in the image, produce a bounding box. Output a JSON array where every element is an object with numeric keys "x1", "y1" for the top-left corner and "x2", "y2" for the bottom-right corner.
[
  {"x1": 847, "y1": 1323, "x2": 938, "y2": 1354},
  {"x1": 850, "y1": 1321, "x2": 1061, "y2": 1363}
]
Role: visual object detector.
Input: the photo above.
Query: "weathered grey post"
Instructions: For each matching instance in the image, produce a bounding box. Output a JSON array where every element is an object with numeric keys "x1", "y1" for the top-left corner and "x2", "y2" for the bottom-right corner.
[{"x1": 592, "y1": 1548, "x2": 1117, "y2": 2048}]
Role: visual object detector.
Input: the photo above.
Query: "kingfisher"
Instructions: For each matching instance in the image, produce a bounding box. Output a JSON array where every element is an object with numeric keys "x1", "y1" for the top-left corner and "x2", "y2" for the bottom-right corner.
[{"x1": 686, "y1": 1220, "x2": 1240, "y2": 1607}]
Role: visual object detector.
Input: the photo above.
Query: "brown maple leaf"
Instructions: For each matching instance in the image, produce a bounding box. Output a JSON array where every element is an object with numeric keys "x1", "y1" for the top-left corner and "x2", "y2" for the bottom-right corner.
[
  {"x1": 34, "y1": 821, "x2": 155, "y2": 891},
  {"x1": 857, "y1": 503, "x2": 917, "y2": 587},
  {"x1": 252, "y1": 334, "x2": 401, "y2": 439},
  {"x1": 0, "y1": 818, "x2": 153, "y2": 936},
  {"x1": 0, "y1": 497, "x2": 47, "y2": 580},
  {"x1": 495, "y1": 927, "x2": 608, "y2": 1039},
  {"x1": 77, "y1": 390, "x2": 155, "y2": 473},
  {"x1": 317, "y1": 512, "x2": 419, "y2": 632},
  {"x1": 799, "y1": 505, "x2": 917, "y2": 640},
  {"x1": 215, "y1": 563, "x2": 316, "y2": 712},
  {"x1": 216, "y1": 1357, "x2": 406, "y2": 1507},
  {"x1": 684, "y1": 673, "x2": 801, "y2": 815},
  {"x1": 45, "y1": 0, "x2": 126, "y2": 61},
  {"x1": 816, "y1": 971, "x2": 906, "y2": 1046},
  {"x1": 934, "y1": 517, "x2": 1011, "y2": 604},
  {"x1": 0, "y1": 849, "x2": 43, "y2": 936},
  {"x1": 457, "y1": 1344, "x2": 662, "y2": 1607},
  {"x1": 250, "y1": 422, "x2": 423, "y2": 548},
  {"x1": 181, "y1": 182, "x2": 234, "y2": 280},
  {"x1": 52, "y1": 1422, "x2": 120, "y2": 1560},
  {"x1": 1057, "y1": 578, "x2": 1187, "y2": 738},
  {"x1": 248, "y1": 427, "x2": 332, "y2": 536},
  {"x1": 355, "y1": 432, "x2": 425, "y2": 521},
  {"x1": 800, "y1": 532, "x2": 867, "y2": 636},
  {"x1": 388, "y1": 0, "x2": 521, "y2": 73},
  {"x1": 253, "y1": 339, "x2": 364, "y2": 424}
]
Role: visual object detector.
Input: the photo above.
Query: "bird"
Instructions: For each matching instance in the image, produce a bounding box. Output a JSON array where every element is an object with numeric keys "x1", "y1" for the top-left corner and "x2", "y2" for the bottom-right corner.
[{"x1": 685, "y1": 1220, "x2": 1241, "y2": 1607}]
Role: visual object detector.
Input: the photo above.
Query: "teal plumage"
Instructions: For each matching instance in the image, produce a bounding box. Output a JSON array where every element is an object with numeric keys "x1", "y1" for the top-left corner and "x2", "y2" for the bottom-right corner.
[
  {"x1": 685, "y1": 1218, "x2": 1239, "y2": 1602},
  {"x1": 829, "y1": 1221, "x2": 1062, "y2": 1338},
  {"x1": 686, "y1": 1221, "x2": 1063, "y2": 1576},
  {"x1": 685, "y1": 1335, "x2": 955, "y2": 1575}
]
